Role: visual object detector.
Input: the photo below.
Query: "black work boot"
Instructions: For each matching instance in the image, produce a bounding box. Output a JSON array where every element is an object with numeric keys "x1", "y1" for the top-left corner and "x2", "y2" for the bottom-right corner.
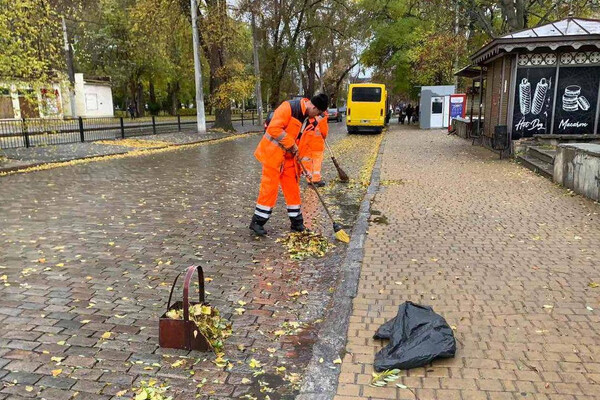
[
  {"x1": 289, "y1": 215, "x2": 307, "y2": 233},
  {"x1": 249, "y1": 215, "x2": 268, "y2": 236},
  {"x1": 313, "y1": 180, "x2": 326, "y2": 188}
]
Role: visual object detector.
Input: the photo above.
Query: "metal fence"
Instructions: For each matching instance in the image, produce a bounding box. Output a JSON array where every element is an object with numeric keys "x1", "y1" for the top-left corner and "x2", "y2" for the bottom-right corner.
[{"x1": 0, "y1": 111, "x2": 263, "y2": 149}]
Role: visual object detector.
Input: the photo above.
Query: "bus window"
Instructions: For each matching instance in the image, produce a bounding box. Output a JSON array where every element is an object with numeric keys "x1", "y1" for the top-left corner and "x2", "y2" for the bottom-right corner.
[{"x1": 351, "y1": 87, "x2": 382, "y2": 102}]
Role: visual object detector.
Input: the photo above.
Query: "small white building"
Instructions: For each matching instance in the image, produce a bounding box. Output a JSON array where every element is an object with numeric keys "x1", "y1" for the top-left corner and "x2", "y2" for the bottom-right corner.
[
  {"x1": 419, "y1": 85, "x2": 456, "y2": 129},
  {"x1": 70, "y1": 73, "x2": 114, "y2": 118},
  {"x1": 0, "y1": 73, "x2": 114, "y2": 119}
]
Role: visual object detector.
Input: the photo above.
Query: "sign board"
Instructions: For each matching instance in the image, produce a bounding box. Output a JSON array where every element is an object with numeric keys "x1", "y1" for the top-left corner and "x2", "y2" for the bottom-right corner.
[
  {"x1": 448, "y1": 94, "x2": 466, "y2": 131},
  {"x1": 511, "y1": 67, "x2": 555, "y2": 139},
  {"x1": 552, "y1": 66, "x2": 600, "y2": 134}
]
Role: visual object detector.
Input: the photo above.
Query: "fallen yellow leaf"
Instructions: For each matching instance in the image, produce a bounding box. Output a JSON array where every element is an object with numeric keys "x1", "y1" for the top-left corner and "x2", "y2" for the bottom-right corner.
[
  {"x1": 101, "y1": 332, "x2": 111, "y2": 339},
  {"x1": 248, "y1": 358, "x2": 262, "y2": 369},
  {"x1": 171, "y1": 359, "x2": 185, "y2": 368},
  {"x1": 51, "y1": 369, "x2": 62, "y2": 377}
]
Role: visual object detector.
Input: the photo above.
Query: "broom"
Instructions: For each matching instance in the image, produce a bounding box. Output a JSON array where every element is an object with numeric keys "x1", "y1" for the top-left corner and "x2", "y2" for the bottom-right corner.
[
  {"x1": 296, "y1": 156, "x2": 350, "y2": 243},
  {"x1": 324, "y1": 137, "x2": 349, "y2": 183}
]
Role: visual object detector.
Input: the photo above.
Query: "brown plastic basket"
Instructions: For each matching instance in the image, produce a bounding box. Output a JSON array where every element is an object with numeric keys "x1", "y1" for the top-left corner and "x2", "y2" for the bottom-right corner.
[{"x1": 158, "y1": 265, "x2": 211, "y2": 351}]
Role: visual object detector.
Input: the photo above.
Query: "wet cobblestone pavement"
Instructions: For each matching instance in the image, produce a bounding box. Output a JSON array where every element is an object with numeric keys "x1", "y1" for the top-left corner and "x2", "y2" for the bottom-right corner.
[{"x1": 0, "y1": 120, "x2": 383, "y2": 399}]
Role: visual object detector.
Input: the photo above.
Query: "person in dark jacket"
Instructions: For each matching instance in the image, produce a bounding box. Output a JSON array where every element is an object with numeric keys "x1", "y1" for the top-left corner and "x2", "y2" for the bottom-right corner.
[{"x1": 405, "y1": 104, "x2": 413, "y2": 125}]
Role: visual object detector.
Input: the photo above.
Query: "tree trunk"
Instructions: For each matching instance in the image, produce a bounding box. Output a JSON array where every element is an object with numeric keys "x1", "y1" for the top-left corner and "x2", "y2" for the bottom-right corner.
[
  {"x1": 167, "y1": 82, "x2": 180, "y2": 115},
  {"x1": 269, "y1": 0, "x2": 310, "y2": 106},
  {"x1": 136, "y1": 82, "x2": 144, "y2": 117},
  {"x1": 208, "y1": 44, "x2": 234, "y2": 131},
  {"x1": 318, "y1": 60, "x2": 324, "y2": 93},
  {"x1": 306, "y1": 60, "x2": 316, "y2": 97},
  {"x1": 149, "y1": 81, "x2": 156, "y2": 104},
  {"x1": 251, "y1": 8, "x2": 263, "y2": 126},
  {"x1": 202, "y1": 0, "x2": 234, "y2": 131}
]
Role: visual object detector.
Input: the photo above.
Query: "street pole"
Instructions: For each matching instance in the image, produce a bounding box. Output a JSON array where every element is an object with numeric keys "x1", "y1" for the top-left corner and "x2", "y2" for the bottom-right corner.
[
  {"x1": 61, "y1": 16, "x2": 77, "y2": 118},
  {"x1": 453, "y1": 0, "x2": 459, "y2": 88},
  {"x1": 190, "y1": 0, "x2": 206, "y2": 133},
  {"x1": 251, "y1": 8, "x2": 263, "y2": 126}
]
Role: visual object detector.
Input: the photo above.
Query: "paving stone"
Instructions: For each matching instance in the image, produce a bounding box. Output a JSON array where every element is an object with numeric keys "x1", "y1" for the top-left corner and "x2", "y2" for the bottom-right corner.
[
  {"x1": 1, "y1": 372, "x2": 43, "y2": 385},
  {"x1": 335, "y1": 125, "x2": 600, "y2": 399},
  {"x1": 37, "y1": 376, "x2": 77, "y2": 390},
  {"x1": 36, "y1": 388, "x2": 76, "y2": 400}
]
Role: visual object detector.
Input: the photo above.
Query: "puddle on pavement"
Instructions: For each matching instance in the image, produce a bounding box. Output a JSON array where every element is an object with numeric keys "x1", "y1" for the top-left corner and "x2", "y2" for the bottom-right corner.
[{"x1": 243, "y1": 324, "x2": 318, "y2": 399}]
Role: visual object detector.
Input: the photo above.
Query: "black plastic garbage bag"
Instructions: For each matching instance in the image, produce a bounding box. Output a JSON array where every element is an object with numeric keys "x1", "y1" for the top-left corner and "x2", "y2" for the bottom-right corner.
[{"x1": 373, "y1": 301, "x2": 456, "y2": 371}]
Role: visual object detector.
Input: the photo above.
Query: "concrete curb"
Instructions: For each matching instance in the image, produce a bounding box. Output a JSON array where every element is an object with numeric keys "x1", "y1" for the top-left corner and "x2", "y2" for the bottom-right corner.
[
  {"x1": 297, "y1": 133, "x2": 387, "y2": 400},
  {"x1": 0, "y1": 131, "x2": 261, "y2": 175}
]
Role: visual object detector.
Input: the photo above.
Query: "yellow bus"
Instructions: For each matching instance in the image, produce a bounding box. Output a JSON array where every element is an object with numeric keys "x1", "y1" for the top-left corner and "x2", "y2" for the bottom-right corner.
[{"x1": 346, "y1": 83, "x2": 387, "y2": 134}]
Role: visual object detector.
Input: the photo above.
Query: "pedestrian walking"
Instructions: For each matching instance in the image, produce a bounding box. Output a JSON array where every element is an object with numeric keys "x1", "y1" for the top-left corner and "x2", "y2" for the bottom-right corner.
[
  {"x1": 128, "y1": 103, "x2": 136, "y2": 119},
  {"x1": 399, "y1": 104, "x2": 406, "y2": 124},
  {"x1": 405, "y1": 104, "x2": 413, "y2": 125},
  {"x1": 414, "y1": 104, "x2": 419, "y2": 124},
  {"x1": 249, "y1": 93, "x2": 329, "y2": 236}
]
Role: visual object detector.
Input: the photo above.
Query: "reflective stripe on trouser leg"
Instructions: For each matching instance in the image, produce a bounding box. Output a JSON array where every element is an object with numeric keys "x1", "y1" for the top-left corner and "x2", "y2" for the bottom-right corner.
[
  {"x1": 286, "y1": 204, "x2": 301, "y2": 218},
  {"x1": 254, "y1": 205, "x2": 272, "y2": 219},
  {"x1": 256, "y1": 165, "x2": 281, "y2": 219},
  {"x1": 280, "y1": 157, "x2": 301, "y2": 213}
]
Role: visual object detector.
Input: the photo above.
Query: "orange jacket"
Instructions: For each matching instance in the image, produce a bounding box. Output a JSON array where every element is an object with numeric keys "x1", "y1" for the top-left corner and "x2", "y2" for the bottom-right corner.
[
  {"x1": 298, "y1": 112, "x2": 328, "y2": 157},
  {"x1": 254, "y1": 98, "x2": 308, "y2": 169}
]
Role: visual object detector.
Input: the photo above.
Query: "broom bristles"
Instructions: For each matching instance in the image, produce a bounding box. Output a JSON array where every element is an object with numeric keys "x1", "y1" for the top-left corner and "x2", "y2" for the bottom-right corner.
[
  {"x1": 331, "y1": 157, "x2": 349, "y2": 183},
  {"x1": 333, "y1": 222, "x2": 350, "y2": 243},
  {"x1": 334, "y1": 229, "x2": 350, "y2": 243}
]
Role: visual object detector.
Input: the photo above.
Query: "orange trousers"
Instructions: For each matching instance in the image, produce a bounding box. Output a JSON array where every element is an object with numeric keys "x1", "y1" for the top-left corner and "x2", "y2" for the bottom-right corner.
[
  {"x1": 254, "y1": 157, "x2": 301, "y2": 221},
  {"x1": 300, "y1": 150, "x2": 324, "y2": 183}
]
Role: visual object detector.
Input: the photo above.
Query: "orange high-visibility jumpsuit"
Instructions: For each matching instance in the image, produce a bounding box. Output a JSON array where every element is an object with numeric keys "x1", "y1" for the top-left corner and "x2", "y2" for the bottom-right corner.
[
  {"x1": 253, "y1": 98, "x2": 309, "y2": 223},
  {"x1": 298, "y1": 113, "x2": 328, "y2": 183}
]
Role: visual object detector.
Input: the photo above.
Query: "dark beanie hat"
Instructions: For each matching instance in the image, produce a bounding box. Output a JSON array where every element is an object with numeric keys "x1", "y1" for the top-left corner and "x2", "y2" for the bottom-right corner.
[{"x1": 310, "y1": 93, "x2": 329, "y2": 112}]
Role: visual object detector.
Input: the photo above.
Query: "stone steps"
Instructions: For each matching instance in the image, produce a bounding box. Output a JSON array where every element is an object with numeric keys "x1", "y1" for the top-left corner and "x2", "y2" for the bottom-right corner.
[
  {"x1": 517, "y1": 154, "x2": 554, "y2": 179},
  {"x1": 528, "y1": 146, "x2": 556, "y2": 164}
]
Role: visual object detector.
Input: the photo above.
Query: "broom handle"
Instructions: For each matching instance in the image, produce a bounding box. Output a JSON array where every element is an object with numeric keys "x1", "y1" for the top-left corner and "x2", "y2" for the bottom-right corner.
[
  {"x1": 296, "y1": 155, "x2": 336, "y2": 223},
  {"x1": 323, "y1": 136, "x2": 336, "y2": 159}
]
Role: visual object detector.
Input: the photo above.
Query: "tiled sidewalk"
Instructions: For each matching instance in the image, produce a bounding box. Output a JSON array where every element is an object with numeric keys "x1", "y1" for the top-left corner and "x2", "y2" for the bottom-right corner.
[{"x1": 335, "y1": 126, "x2": 600, "y2": 400}]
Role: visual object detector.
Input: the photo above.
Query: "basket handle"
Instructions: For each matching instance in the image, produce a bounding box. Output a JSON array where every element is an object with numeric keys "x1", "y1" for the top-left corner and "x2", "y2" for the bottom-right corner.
[
  {"x1": 183, "y1": 265, "x2": 205, "y2": 322},
  {"x1": 166, "y1": 271, "x2": 184, "y2": 312},
  {"x1": 166, "y1": 265, "x2": 205, "y2": 321}
]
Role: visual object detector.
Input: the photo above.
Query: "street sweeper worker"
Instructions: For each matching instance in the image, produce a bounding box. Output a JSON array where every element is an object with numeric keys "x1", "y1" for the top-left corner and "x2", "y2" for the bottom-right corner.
[
  {"x1": 298, "y1": 112, "x2": 329, "y2": 187},
  {"x1": 250, "y1": 93, "x2": 329, "y2": 236}
]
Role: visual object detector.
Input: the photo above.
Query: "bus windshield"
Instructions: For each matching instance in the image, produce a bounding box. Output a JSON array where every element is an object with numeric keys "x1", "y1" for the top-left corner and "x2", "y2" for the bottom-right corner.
[{"x1": 351, "y1": 87, "x2": 382, "y2": 102}]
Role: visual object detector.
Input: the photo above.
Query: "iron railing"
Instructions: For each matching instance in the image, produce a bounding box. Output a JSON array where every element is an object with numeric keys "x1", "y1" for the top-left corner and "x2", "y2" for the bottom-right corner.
[{"x1": 0, "y1": 111, "x2": 263, "y2": 149}]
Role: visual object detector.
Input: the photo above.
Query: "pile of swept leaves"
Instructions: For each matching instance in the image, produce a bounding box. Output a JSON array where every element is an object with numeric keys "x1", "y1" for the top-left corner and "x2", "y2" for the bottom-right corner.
[
  {"x1": 165, "y1": 304, "x2": 232, "y2": 352},
  {"x1": 96, "y1": 138, "x2": 171, "y2": 148},
  {"x1": 134, "y1": 379, "x2": 172, "y2": 400},
  {"x1": 277, "y1": 231, "x2": 333, "y2": 260}
]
